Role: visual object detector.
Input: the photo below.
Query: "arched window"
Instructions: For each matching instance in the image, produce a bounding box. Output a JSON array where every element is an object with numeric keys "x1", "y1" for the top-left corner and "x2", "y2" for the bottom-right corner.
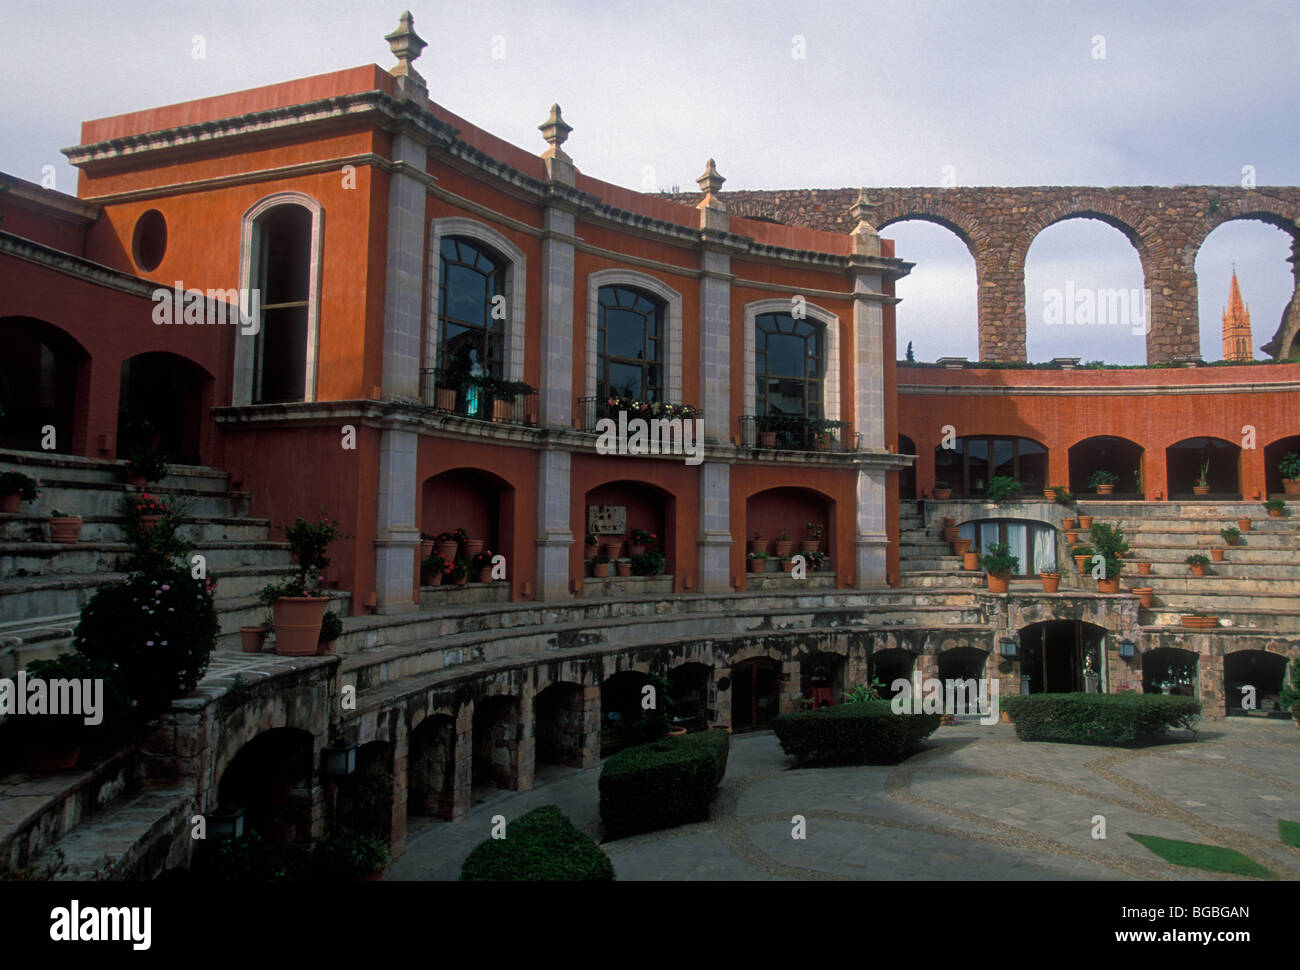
[
  {"x1": 597, "y1": 285, "x2": 663, "y2": 401},
  {"x1": 253, "y1": 205, "x2": 312, "y2": 403},
  {"x1": 438, "y1": 236, "x2": 506, "y2": 381},
  {"x1": 935, "y1": 435, "x2": 1048, "y2": 496},
  {"x1": 958, "y1": 518, "x2": 1057, "y2": 576},
  {"x1": 755, "y1": 312, "x2": 824, "y2": 419}
]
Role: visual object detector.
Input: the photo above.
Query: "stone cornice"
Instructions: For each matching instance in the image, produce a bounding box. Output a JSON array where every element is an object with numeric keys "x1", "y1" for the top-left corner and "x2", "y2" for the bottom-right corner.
[
  {"x1": 0, "y1": 173, "x2": 100, "y2": 222},
  {"x1": 898, "y1": 381, "x2": 1300, "y2": 396},
  {"x1": 0, "y1": 229, "x2": 156, "y2": 299}
]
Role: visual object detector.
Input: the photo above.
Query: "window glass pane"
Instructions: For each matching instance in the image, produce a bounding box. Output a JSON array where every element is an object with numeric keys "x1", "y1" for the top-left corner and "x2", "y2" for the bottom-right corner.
[
  {"x1": 605, "y1": 308, "x2": 646, "y2": 358},
  {"x1": 766, "y1": 333, "x2": 804, "y2": 377},
  {"x1": 608, "y1": 362, "x2": 643, "y2": 398},
  {"x1": 444, "y1": 265, "x2": 486, "y2": 324},
  {"x1": 1032, "y1": 524, "x2": 1057, "y2": 573},
  {"x1": 256, "y1": 305, "x2": 308, "y2": 403},
  {"x1": 259, "y1": 206, "x2": 311, "y2": 305},
  {"x1": 1006, "y1": 524, "x2": 1029, "y2": 575},
  {"x1": 992, "y1": 439, "x2": 1016, "y2": 478}
]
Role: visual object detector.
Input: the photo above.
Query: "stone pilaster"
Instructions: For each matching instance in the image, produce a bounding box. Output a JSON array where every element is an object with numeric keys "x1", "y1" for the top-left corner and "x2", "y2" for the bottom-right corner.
[
  {"x1": 713, "y1": 665, "x2": 733, "y2": 727},
  {"x1": 535, "y1": 448, "x2": 573, "y2": 601},
  {"x1": 451, "y1": 704, "x2": 474, "y2": 821},
  {"x1": 697, "y1": 461, "x2": 732, "y2": 594},
  {"x1": 373, "y1": 428, "x2": 419, "y2": 613},
  {"x1": 579, "y1": 686, "x2": 602, "y2": 770},
  {"x1": 700, "y1": 248, "x2": 731, "y2": 444},
  {"x1": 855, "y1": 468, "x2": 889, "y2": 587},
  {"x1": 538, "y1": 206, "x2": 576, "y2": 428}
]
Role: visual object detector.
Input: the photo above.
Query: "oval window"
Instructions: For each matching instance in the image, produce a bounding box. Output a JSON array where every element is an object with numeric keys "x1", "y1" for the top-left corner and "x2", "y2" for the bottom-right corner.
[{"x1": 132, "y1": 209, "x2": 167, "y2": 271}]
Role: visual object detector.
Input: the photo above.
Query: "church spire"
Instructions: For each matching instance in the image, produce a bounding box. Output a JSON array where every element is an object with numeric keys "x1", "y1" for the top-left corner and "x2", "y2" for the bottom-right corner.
[{"x1": 1221, "y1": 268, "x2": 1253, "y2": 362}]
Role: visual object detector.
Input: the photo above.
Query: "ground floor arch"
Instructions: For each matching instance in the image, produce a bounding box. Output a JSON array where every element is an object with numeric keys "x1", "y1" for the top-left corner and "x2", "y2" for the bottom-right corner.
[
  {"x1": 1264, "y1": 435, "x2": 1300, "y2": 496},
  {"x1": 0, "y1": 316, "x2": 88, "y2": 454},
  {"x1": 472, "y1": 694, "x2": 522, "y2": 791},
  {"x1": 799, "y1": 651, "x2": 846, "y2": 706},
  {"x1": 408, "y1": 713, "x2": 459, "y2": 818},
  {"x1": 534, "y1": 682, "x2": 585, "y2": 767},
  {"x1": 936, "y1": 646, "x2": 989, "y2": 684},
  {"x1": 116, "y1": 351, "x2": 212, "y2": 464},
  {"x1": 1223, "y1": 649, "x2": 1290, "y2": 716},
  {"x1": 870, "y1": 648, "x2": 916, "y2": 699},
  {"x1": 668, "y1": 662, "x2": 712, "y2": 727},
  {"x1": 731, "y1": 657, "x2": 782, "y2": 732},
  {"x1": 1019, "y1": 620, "x2": 1107, "y2": 694},
  {"x1": 1141, "y1": 647, "x2": 1198, "y2": 696},
  {"x1": 214, "y1": 727, "x2": 316, "y2": 845}
]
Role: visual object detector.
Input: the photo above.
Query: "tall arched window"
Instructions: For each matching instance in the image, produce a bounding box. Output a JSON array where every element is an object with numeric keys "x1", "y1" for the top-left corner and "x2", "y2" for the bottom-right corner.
[
  {"x1": 253, "y1": 205, "x2": 312, "y2": 403},
  {"x1": 438, "y1": 236, "x2": 505, "y2": 381},
  {"x1": 597, "y1": 285, "x2": 663, "y2": 401},
  {"x1": 755, "y1": 312, "x2": 823, "y2": 419}
]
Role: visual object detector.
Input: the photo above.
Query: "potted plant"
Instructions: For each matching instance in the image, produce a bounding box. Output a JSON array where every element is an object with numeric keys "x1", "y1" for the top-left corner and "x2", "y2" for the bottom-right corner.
[
  {"x1": 1040, "y1": 571, "x2": 1060, "y2": 593},
  {"x1": 931, "y1": 480, "x2": 953, "y2": 500},
  {"x1": 1061, "y1": 513, "x2": 1078, "y2": 530},
  {"x1": 434, "y1": 530, "x2": 460, "y2": 560},
  {"x1": 779, "y1": 556, "x2": 796, "y2": 574},
  {"x1": 1193, "y1": 457, "x2": 1211, "y2": 496},
  {"x1": 1264, "y1": 497, "x2": 1287, "y2": 518},
  {"x1": 1072, "y1": 544, "x2": 1094, "y2": 575},
  {"x1": 1052, "y1": 486, "x2": 1076, "y2": 508},
  {"x1": 615, "y1": 557, "x2": 633, "y2": 578},
  {"x1": 589, "y1": 552, "x2": 611, "y2": 578},
  {"x1": 462, "y1": 534, "x2": 486, "y2": 557},
  {"x1": 747, "y1": 551, "x2": 767, "y2": 574},
  {"x1": 1131, "y1": 586, "x2": 1154, "y2": 608},
  {"x1": 1220, "y1": 525, "x2": 1241, "y2": 546},
  {"x1": 584, "y1": 532, "x2": 599, "y2": 558},
  {"x1": 243, "y1": 588, "x2": 276, "y2": 653},
  {"x1": 1237, "y1": 515, "x2": 1252, "y2": 532},
  {"x1": 0, "y1": 469, "x2": 41, "y2": 513},
  {"x1": 601, "y1": 538, "x2": 624, "y2": 560},
  {"x1": 1180, "y1": 610, "x2": 1219, "y2": 630},
  {"x1": 754, "y1": 413, "x2": 780, "y2": 448},
  {"x1": 985, "y1": 476, "x2": 1021, "y2": 504},
  {"x1": 126, "y1": 449, "x2": 168, "y2": 486},
  {"x1": 1185, "y1": 553, "x2": 1210, "y2": 577},
  {"x1": 942, "y1": 522, "x2": 960, "y2": 542},
  {"x1": 1077, "y1": 513, "x2": 1093, "y2": 529},
  {"x1": 952, "y1": 536, "x2": 972, "y2": 557},
  {"x1": 1096, "y1": 554, "x2": 1123, "y2": 594},
  {"x1": 1279, "y1": 452, "x2": 1300, "y2": 495},
  {"x1": 628, "y1": 528, "x2": 656, "y2": 556},
  {"x1": 470, "y1": 549, "x2": 496, "y2": 582},
  {"x1": 806, "y1": 549, "x2": 829, "y2": 572},
  {"x1": 773, "y1": 529, "x2": 794, "y2": 558},
  {"x1": 979, "y1": 542, "x2": 1018, "y2": 593},
  {"x1": 317, "y1": 610, "x2": 343, "y2": 654},
  {"x1": 317, "y1": 830, "x2": 391, "y2": 882},
  {"x1": 272, "y1": 513, "x2": 347, "y2": 656},
  {"x1": 422, "y1": 550, "x2": 448, "y2": 586},
  {"x1": 1087, "y1": 470, "x2": 1119, "y2": 495},
  {"x1": 1064, "y1": 528, "x2": 1079, "y2": 544},
  {"x1": 748, "y1": 530, "x2": 766, "y2": 556},
  {"x1": 131, "y1": 493, "x2": 171, "y2": 531},
  {"x1": 450, "y1": 557, "x2": 469, "y2": 586},
  {"x1": 1136, "y1": 560, "x2": 1152, "y2": 576},
  {"x1": 962, "y1": 548, "x2": 980, "y2": 570},
  {"x1": 1210, "y1": 547, "x2": 1226, "y2": 562},
  {"x1": 48, "y1": 509, "x2": 83, "y2": 543},
  {"x1": 800, "y1": 521, "x2": 823, "y2": 553}
]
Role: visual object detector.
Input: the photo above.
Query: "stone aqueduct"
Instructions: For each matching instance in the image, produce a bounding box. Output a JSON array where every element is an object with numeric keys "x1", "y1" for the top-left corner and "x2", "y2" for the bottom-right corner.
[{"x1": 665, "y1": 185, "x2": 1300, "y2": 362}]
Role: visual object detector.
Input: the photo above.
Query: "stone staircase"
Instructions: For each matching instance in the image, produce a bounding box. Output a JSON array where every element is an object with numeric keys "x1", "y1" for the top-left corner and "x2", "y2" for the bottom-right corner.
[
  {"x1": 898, "y1": 502, "x2": 986, "y2": 589},
  {"x1": 0, "y1": 448, "x2": 350, "y2": 676}
]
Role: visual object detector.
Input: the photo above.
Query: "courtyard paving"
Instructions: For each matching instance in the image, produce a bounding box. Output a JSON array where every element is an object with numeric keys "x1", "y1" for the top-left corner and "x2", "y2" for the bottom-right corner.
[{"x1": 388, "y1": 718, "x2": 1300, "y2": 881}]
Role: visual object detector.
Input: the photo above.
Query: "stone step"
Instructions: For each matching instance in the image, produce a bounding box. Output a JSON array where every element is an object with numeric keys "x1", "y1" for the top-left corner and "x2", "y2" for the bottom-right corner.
[
  {"x1": 0, "y1": 514, "x2": 274, "y2": 544},
  {"x1": 0, "y1": 747, "x2": 134, "y2": 875},
  {"x1": 0, "y1": 539, "x2": 293, "y2": 579},
  {"x1": 1134, "y1": 588, "x2": 1300, "y2": 614},
  {"x1": 1106, "y1": 574, "x2": 1300, "y2": 595},
  {"x1": 1122, "y1": 534, "x2": 1298, "y2": 551},
  {"x1": 1115, "y1": 560, "x2": 1300, "y2": 579},
  {"x1": 899, "y1": 570, "x2": 989, "y2": 589},
  {"x1": 0, "y1": 448, "x2": 231, "y2": 493},
  {"x1": 901, "y1": 556, "x2": 968, "y2": 571},
  {"x1": 31, "y1": 788, "x2": 193, "y2": 881}
]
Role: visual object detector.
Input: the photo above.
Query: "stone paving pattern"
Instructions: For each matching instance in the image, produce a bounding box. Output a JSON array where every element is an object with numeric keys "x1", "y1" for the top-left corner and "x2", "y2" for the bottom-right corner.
[{"x1": 389, "y1": 718, "x2": 1300, "y2": 881}]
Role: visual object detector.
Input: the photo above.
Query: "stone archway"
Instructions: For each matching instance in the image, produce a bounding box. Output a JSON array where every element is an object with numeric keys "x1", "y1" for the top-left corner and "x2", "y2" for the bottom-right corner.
[
  {"x1": 1141, "y1": 647, "x2": 1199, "y2": 697},
  {"x1": 1223, "y1": 650, "x2": 1290, "y2": 717},
  {"x1": 732, "y1": 657, "x2": 782, "y2": 732},
  {"x1": 407, "y1": 714, "x2": 458, "y2": 819},
  {"x1": 0, "y1": 316, "x2": 89, "y2": 454},
  {"x1": 214, "y1": 727, "x2": 316, "y2": 845},
  {"x1": 534, "y1": 682, "x2": 586, "y2": 768}
]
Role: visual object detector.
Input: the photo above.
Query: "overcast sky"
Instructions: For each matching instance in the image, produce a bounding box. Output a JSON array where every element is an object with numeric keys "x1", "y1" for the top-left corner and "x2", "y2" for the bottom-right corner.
[{"x1": 3, "y1": 0, "x2": 1297, "y2": 363}]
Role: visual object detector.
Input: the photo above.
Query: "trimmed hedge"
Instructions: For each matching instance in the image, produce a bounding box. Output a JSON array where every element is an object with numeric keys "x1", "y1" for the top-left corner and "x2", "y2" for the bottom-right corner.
[
  {"x1": 772, "y1": 700, "x2": 941, "y2": 766},
  {"x1": 1002, "y1": 692, "x2": 1201, "y2": 745},
  {"x1": 460, "y1": 805, "x2": 613, "y2": 881},
  {"x1": 599, "y1": 730, "x2": 729, "y2": 838}
]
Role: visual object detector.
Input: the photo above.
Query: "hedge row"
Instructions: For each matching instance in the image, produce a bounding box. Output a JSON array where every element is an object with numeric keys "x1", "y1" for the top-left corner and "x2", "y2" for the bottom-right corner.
[
  {"x1": 460, "y1": 805, "x2": 614, "y2": 881},
  {"x1": 772, "y1": 700, "x2": 941, "y2": 766},
  {"x1": 1001, "y1": 692, "x2": 1201, "y2": 745},
  {"x1": 598, "y1": 730, "x2": 730, "y2": 838}
]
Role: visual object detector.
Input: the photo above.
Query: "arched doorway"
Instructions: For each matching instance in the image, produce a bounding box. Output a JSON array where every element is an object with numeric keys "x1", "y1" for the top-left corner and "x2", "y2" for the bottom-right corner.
[
  {"x1": 583, "y1": 480, "x2": 675, "y2": 576},
  {"x1": 1165, "y1": 437, "x2": 1241, "y2": 499},
  {"x1": 1019, "y1": 621, "x2": 1107, "y2": 694},
  {"x1": 1223, "y1": 650, "x2": 1289, "y2": 716},
  {"x1": 335, "y1": 740, "x2": 393, "y2": 841},
  {"x1": 746, "y1": 486, "x2": 833, "y2": 563},
  {"x1": 215, "y1": 728, "x2": 315, "y2": 844},
  {"x1": 1264, "y1": 435, "x2": 1300, "y2": 497},
  {"x1": 1141, "y1": 647, "x2": 1198, "y2": 696},
  {"x1": 668, "y1": 663, "x2": 711, "y2": 728},
  {"x1": 1068, "y1": 436, "x2": 1144, "y2": 498},
  {"x1": 421, "y1": 467, "x2": 515, "y2": 569},
  {"x1": 534, "y1": 682, "x2": 585, "y2": 767},
  {"x1": 799, "y1": 651, "x2": 845, "y2": 707},
  {"x1": 936, "y1": 647, "x2": 988, "y2": 684},
  {"x1": 898, "y1": 435, "x2": 918, "y2": 499},
  {"x1": 408, "y1": 714, "x2": 457, "y2": 819},
  {"x1": 732, "y1": 657, "x2": 781, "y2": 732},
  {"x1": 0, "y1": 316, "x2": 87, "y2": 453},
  {"x1": 472, "y1": 695, "x2": 521, "y2": 792},
  {"x1": 600, "y1": 670, "x2": 652, "y2": 753},
  {"x1": 116, "y1": 352, "x2": 211, "y2": 464},
  {"x1": 869, "y1": 648, "x2": 916, "y2": 699}
]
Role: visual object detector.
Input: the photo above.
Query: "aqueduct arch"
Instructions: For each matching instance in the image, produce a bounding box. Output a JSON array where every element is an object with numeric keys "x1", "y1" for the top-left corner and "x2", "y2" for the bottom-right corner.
[{"x1": 665, "y1": 185, "x2": 1300, "y2": 364}]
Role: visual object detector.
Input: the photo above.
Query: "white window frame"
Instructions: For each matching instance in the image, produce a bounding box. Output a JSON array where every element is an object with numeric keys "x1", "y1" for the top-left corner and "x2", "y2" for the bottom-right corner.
[
  {"x1": 744, "y1": 297, "x2": 841, "y2": 423},
  {"x1": 585, "y1": 269, "x2": 683, "y2": 405}
]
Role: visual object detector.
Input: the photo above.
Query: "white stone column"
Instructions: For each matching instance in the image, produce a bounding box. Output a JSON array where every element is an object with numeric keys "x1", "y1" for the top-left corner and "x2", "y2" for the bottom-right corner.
[
  {"x1": 700, "y1": 249, "x2": 731, "y2": 444},
  {"x1": 374, "y1": 427, "x2": 420, "y2": 613},
  {"x1": 538, "y1": 206, "x2": 576, "y2": 428},
  {"x1": 535, "y1": 448, "x2": 573, "y2": 601},
  {"x1": 856, "y1": 467, "x2": 889, "y2": 587},
  {"x1": 380, "y1": 130, "x2": 429, "y2": 402},
  {"x1": 852, "y1": 272, "x2": 887, "y2": 450},
  {"x1": 698, "y1": 461, "x2": 732, "y2": 593}
]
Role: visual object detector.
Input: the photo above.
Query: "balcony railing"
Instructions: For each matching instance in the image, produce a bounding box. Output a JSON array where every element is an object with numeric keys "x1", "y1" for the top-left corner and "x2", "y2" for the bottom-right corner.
[
  {"x1": 421, "y1": 369, "x2": 538, "y2": 426},
  {"x1": 738, "y1": 415, "x2": 860, "y2": 453},
  {"x1": 574, "y1": 396, "x2": 703, "y2": 433}
]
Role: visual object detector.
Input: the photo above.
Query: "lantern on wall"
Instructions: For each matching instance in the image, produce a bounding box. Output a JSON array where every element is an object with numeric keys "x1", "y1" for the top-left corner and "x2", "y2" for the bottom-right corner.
[
  {"x1": 998, "y1": 636, "x2": 1019, "y2": 658},
  {"x1": 1118, "y1": 638, "x2": 1136, "y2": 659},
  {"x1": 322, "y1": 741, "x2": 358, "y2": 779},
  {"x1": 206, "y1": 806, "x2": 246, "y2": 838}
]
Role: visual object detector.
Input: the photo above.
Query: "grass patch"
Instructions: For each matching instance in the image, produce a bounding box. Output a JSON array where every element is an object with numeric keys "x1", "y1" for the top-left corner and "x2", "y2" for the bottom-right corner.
[
  {"x1": 1278, "y1": 819, "x2": 1300, "y2": 848},
  {"x1": 1127, "y1": 833, "x2": 1276, "y2": 879}
]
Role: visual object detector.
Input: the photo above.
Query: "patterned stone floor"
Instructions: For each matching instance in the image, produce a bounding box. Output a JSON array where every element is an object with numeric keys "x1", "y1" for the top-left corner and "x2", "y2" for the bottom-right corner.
[{"x1": 388, "y1": 718, "x2": 1300, "y2": 881}]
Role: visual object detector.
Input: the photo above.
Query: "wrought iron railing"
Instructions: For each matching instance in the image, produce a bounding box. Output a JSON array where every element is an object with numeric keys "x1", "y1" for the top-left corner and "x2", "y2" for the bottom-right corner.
[
  {"x1": 738, "y1": 415, "x2": 859, "y2": 453},
  {"x1": 421, "y1": 369, "x2": 538, "y2": 426},
  {"x1": 573, "y1": 396, "x2": 703, "y2": 433}
]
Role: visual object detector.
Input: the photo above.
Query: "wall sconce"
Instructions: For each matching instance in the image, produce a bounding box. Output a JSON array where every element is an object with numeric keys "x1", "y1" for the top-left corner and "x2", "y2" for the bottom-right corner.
[
  {"x1": 998, "y1": 636, "x2": 1019, "y2": 658},
  {"x1": 322, "y1": 741, "x2": 358, "y2": 779},
  {"x1": 206, "y1": 806, "x2": 246, "y2": 838},
  {"x1": 1118, "y1": 638, "x2": 1135, "y2": 658}
]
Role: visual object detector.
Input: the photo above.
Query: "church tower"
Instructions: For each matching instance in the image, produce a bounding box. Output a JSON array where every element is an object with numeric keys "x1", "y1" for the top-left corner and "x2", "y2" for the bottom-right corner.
[{"x1": 1221, "y1": 268, "x2": 1253, "y2": 362}]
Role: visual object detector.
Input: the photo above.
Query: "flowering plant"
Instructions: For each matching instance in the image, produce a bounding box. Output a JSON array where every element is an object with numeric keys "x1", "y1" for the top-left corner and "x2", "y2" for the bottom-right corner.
[
  {"x1": 470, "y1": 549, "x2": 495, "y2": 572},
  {"x1": 423, "y1": 550, "x2": 449, "y2": 574},
  {"x1": 805, "y1": 521, "x2": 823, "y2": 540},
  {"x1": 132, "y1": 494, "x2": 172, "y2": 517},
  {"x1": 629, "y1": 528, "x2": 656, "y2": 545},
  {"x1": 605, "y1": 396, "x2": 701, "y2": 419},
  {"x1": 0, "y1": 470, "x2": 41, "y2": 501}
]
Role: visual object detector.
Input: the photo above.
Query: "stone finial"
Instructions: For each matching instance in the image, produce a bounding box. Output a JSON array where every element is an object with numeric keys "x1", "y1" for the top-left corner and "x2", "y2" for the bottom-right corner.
[
  {"x1": 697, "y1": 158, "x2": 726, "y2": 197},
  {"x1": 538, "y1": 104, "x2": 573, "y2": 159},
  {"x1": 850, "y1": 187, "x2": 877, "y2": 231},
  {"x1": 386, "y1": 11, "x2": 428, "y2": 81}
]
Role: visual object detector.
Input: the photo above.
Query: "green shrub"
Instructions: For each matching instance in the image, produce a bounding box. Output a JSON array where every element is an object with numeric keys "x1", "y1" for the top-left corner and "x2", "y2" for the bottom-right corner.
[
  {"x1": 1087, "y1": 469, "x2": 1120, "y2": 488},
  {"x1": 599, "y1": 730, "x2": 730, "y2": 838},
  {"x1": 1051, "y1": 486, "x2": 1076, "y2": 506},
  {"x1": 461, "y1": 805, "x2": 614, "y2": 881},
  {"x1": 979, "y1": 541, "x2": 1019, "y2": 576},
  {"x1": 1001, "y1": 693, "x2": 1201, "y2": 745},
  {"x1": 316, "y1": 830, "x2": 391, "y2": 880},
  {"x1": 985, "y1": 476, "x2": 1022, "y2": 503},
  {"x1": 772, "y1": 699, "x2": 941, "y2": 766},
  {"x1": 1279, "y1": 452, "x2": 1300, "y2": 480}
]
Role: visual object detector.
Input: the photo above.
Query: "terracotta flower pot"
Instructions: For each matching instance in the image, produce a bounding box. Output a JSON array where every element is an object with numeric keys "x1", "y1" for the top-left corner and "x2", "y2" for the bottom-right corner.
[
  {"x1": 1237, "y1": 518, "x2": 1251, "y2": 532},
  {"x1": 463, "y1": 539, "x2": 485, "y2": 557},
  {"x1": 602, "y1": 541, "x2": 624, "y2": 560},
  {"x1": 615, "y1": 561, "x2": 632, "y2": 577},
  {"x1": 476, "y1": 567, "x2": 493, "y2": 583},
  {"x1": 1064, "y1": 530, "x2": 1079, "y2": 544},
  {"x1": 1061, "y1": 517, "x2": 1077, "y2": 530},
  {"x1": 454, "y1": 572, "x2": 468, "y2": 586},
  {"x1": 1137, "y1": 561, "x2": 1151, "y2": 575},
  {"x1": 932, "y1": 489, "x2": 952, "y2": 500},
  {"x1": 1189, "y1": 564, "x2": 1207, "y2": 577},
  {"x1": 943, "y1": 517, "x2": 956, "y2": 527},
  {"x1": 239, "y1": 626, "x2": 268, "y2": 653},
  {"x1": 435, "y1": 541, "x2": 459, "y2": 560},
  {"x1": 773, "y1": 540, "x2": 794, "y2": 558},
  {"x1": 1193, "y1": 485, "x2": 1210, "y2": 496},
  {"x1": 1097, "y1": 577, "x2": 1120, "y2": 594},
  {"x1": 27, "y1": 742, "x2": 80, "y2": 772},
  {"x1": 316, "y1": 637, "x2": 336, "y2": 655},
  {"x1": 1181, "y1": 615, "x2": 1218, "y2": 629},
  {"x1": 952, "y1": 537, "x2": 971, "y2": 556},
  {"x1": 1040, "y1": 572, "x2": 1060, "y2": 593},
  {"x1": 49, "y1": 516, "x2": 83, "y2": 543},
  {"x1": 1077, "y1": 515, "x2": 1093, "y2": 529},
  {"x1": 273, "y1": 596, "x2": 329, "y2": 656},
  {"x1": 126, "y1": 473, "x2": 148, "y2": 488},
  {"x1": 780, "y1": 558, "x2": 795, "y2": 573},
  {"x1": 1074, "y1": 554, "x2": 1090, "y2": 574},
  {"x1": 422, "y1": 567, "x2": 442, "y2": 586},
  {"x1": 986, "y1": 571, "x2": 1011, "y2": 593},
  {"x1": 1225, "y1": 535, "x2": 1240, "y2": 546},
  {"x1": 420, "y1": 538, "x2": 434, "y2": 559},
  {"x1": 667, "y1": 726, "x2": 687, "y2": 737},
  {"x1": 1282, "y1": 479, "x2": 1300, "y2": 495},
  {"x1": 1268, "y1": 508, "x2": 1283, "y2": 518},
  {"x1": 1210, "y1": 548, "x2": 1225, "y2": 562},
  {"x1": 799, "y1": 539, "x2": 821, "y2": 553},
  {"x1": 748, "y1": 559, "x2": 766, "y2": 574},
  {"x1": 1131, "y1": 587, "x2": 1154, "y2": 608},
  {"x1": 1097, "y1": 484, "x2": 1114, "y2": 495},
  {"x1": 138, "y1": 514, "x2": 164, "y2": 531},
  {"x1": 1000, "y1": 710, "x2": 1011, "y2": 724},
  {"x1": 591, "y1": 562, "x2": 609, "y2": 578},
  {"x1": 942, "y1": 526, "x2": 960, "y2": 542},
  {"x1": 1043, "y1": 489, "x2": 1055, "y2": 499},
  {"x1": 0, "y1": 492, "x2": 21, "y2": 514},
  {"x1": 628, "y1": 543, "x2": 647, "y2": 556},
  {"x1": 963, "y1": 551, "x2": 980, "y2": 570},
  {"x1": 758, "y1": 431, "x2": 776, "y2": 448},
  {"x1": 748, "y1": 540, "x2": 766, "y2": 556}
]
